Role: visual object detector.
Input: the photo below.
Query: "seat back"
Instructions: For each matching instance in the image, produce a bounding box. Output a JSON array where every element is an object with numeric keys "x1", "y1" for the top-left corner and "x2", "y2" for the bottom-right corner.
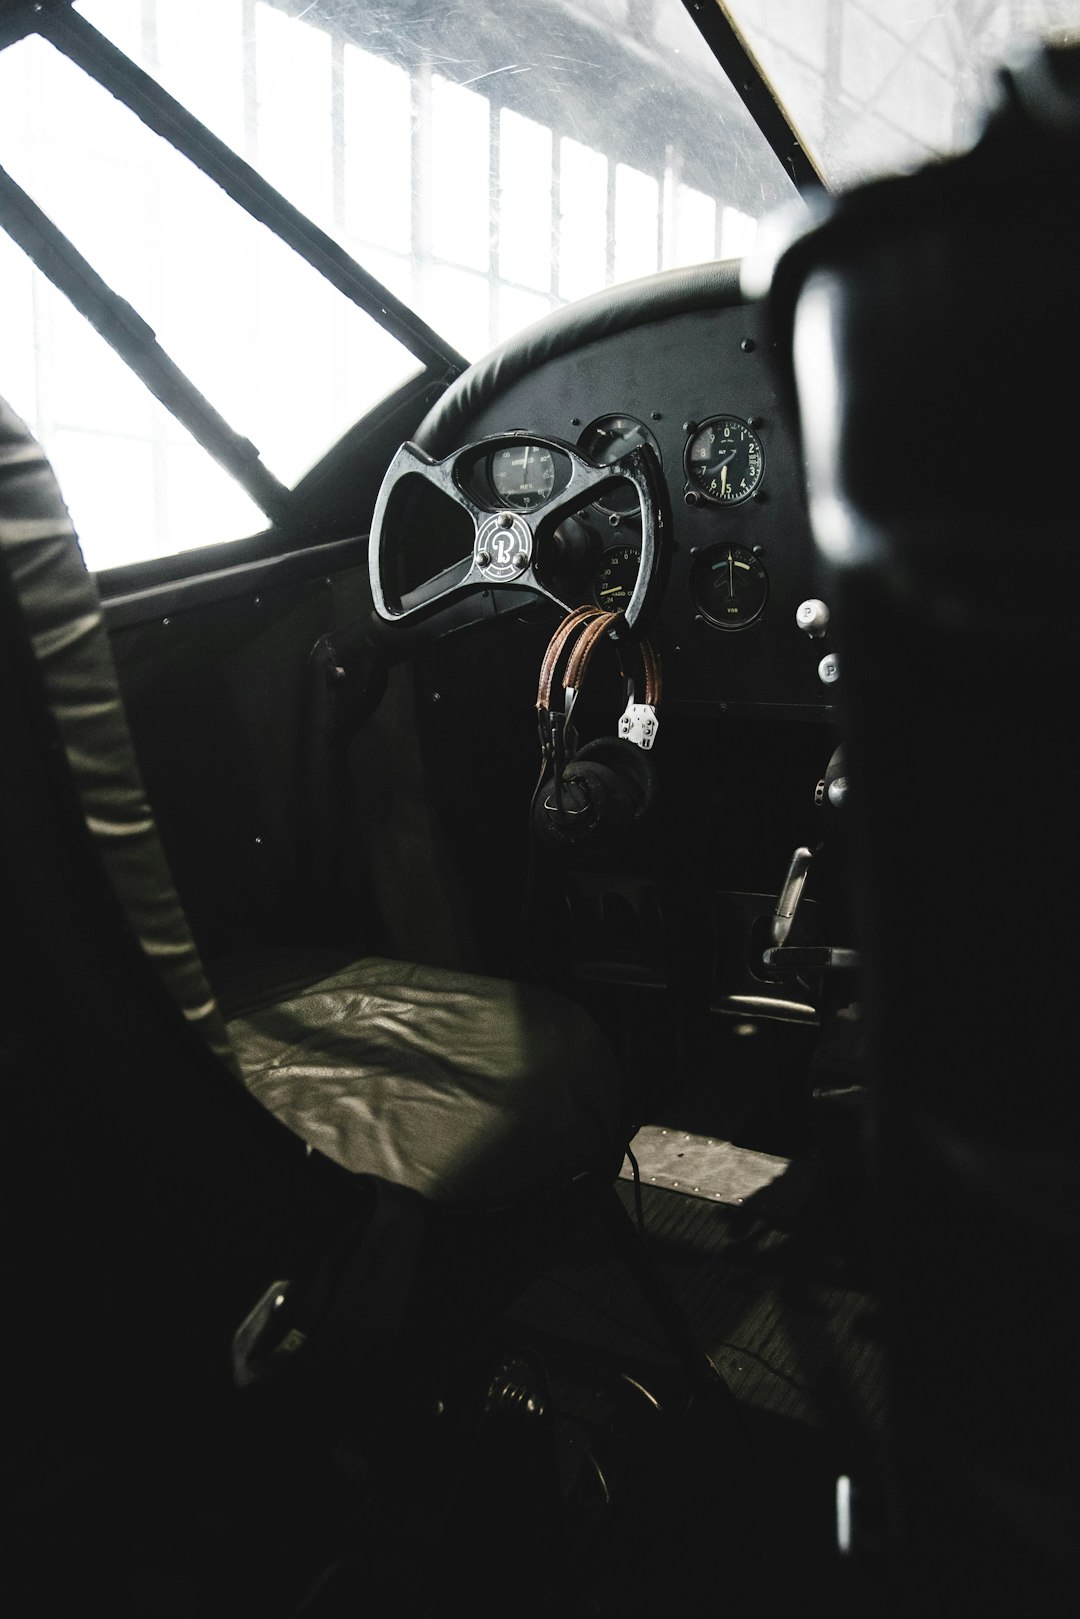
[
  {"x1": 1, "y1": 398, "x2": 357, "y2": 1297},
  {"x1": 756, "y1": 37, "x2": 1080, "y2": 1607},
  {"x1": 0, "y1": 396, "x2": 237, "y2": 1063}
]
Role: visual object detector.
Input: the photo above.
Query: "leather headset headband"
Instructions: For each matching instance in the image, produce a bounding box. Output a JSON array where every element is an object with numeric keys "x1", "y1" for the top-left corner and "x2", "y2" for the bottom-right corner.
[{"x1": 536, "y1": 605, "x2": 662, "y2": 732}]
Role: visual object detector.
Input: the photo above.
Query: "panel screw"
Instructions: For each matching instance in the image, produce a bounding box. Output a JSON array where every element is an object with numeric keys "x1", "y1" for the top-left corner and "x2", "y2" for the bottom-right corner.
[
  {"x1": 477, "y1": 551, "x2": 491, "y2": 566},
  {"x1": 650, "y1": 410, "x2": 662, "y2": 421},
  {"x1": 570, "y1": 417, "x2": 581, "y2": 427},
  {"x1": 682, "y1": 420, "x2": 697, "y2": 433},
  {"x1": 741, "y1": 338, "x2": 756, "y2": 352}
]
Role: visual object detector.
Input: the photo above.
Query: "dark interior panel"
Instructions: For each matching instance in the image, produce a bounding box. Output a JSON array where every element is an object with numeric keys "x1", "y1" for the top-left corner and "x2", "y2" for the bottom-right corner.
[{"x1": 109, "y1": 564, "x2": 381, "y2": 966}]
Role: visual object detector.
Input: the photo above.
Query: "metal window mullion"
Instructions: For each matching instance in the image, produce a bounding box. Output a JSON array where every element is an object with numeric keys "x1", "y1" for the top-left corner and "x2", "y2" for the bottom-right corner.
[
  {"x1": 0, "y1": 164, "x2": 294, "y2": 526},
  {"x1": 550, "y1": 129, "x2": 562, "y2": 304},
  {"x1": 654, "y1": 147, "x2": 670, "y2": 273},
  {"x1": 329, "y1": 33, "x2": 350, "y2": 425},
  {"x1": 142, "y1": 0, "x2": 171, "y2": 555},
  {"x1": 36, "y1": 0, "x2": 466, "y2": 379},
  {"x1": 331, "y1": 33, "x2": 346, "y2": 240},
  {"x1": 411, "y1": 51, "x2": 433, "y2": 332},
  {"x1": 488, "y1": 97, "x2": 500, "y2": 352},
  {"x1": 684, "y1": 0, "x2": 825, "y2": 191},
  {"x1": 240, "y1": 0, "x2": 263, "y2": 439},
  {"x1": 23, "y1": 33, "x2": 56, "y2": 447}
]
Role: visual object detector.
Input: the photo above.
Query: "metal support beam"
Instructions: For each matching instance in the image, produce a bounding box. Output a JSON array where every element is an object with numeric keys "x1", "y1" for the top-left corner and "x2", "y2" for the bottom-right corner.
[
  {"x1": 35, "y1": 0, "x2": 467, "y2": 380},
  {"x1": 681, "y1": 0, "x2": 827, "y2": 192},
  {"x1": 0, "y1": 164, "x2": 295, "y2": 527}
]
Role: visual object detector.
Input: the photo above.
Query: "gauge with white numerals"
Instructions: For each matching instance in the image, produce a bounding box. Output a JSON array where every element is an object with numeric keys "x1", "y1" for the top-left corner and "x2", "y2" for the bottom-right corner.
[{"x1": 684, "y1": 415, "x2": 764, "y2": 505}]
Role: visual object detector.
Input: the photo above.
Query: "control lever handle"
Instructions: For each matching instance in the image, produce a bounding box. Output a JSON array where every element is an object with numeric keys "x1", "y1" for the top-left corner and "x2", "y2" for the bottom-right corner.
[
  {"x1": 766, "y1": 841, "x2": 860, "y2": 971},
  {"x1": 772, "y1": 845, "x2": 814, "y2": 948}
]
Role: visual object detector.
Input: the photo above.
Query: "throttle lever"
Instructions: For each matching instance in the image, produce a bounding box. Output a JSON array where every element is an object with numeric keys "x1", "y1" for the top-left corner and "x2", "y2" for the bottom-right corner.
[{"x1": 771, "y1": 844, "x2": 815, "y2": 948}]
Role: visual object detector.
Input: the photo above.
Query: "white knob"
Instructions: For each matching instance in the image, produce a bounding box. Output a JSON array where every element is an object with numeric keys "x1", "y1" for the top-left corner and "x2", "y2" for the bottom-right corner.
[
  {"x1": 796, "y1": 598, "x2": 830, "y2": 637},
  {"x1": 818, "y1": 652, "x2": 840, "y2": 685},
  {"x1": 827, "y1": 775, "x2": 848, "y2": 807}
]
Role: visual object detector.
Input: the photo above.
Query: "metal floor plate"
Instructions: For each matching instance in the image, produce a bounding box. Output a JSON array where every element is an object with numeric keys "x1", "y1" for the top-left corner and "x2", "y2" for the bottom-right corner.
[{"x1": 620, "y1": 1125, "x2": 790, "y2": 1205}]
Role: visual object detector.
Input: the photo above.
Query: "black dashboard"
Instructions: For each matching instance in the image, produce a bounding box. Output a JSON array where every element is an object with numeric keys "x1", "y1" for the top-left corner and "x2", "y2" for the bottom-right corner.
[
  {"x1": 399, "y1": 270, "x2": 838, "y2": 724},
  {"x1": 374, "y1": 266, "x2": 852, "y2": 1005}
]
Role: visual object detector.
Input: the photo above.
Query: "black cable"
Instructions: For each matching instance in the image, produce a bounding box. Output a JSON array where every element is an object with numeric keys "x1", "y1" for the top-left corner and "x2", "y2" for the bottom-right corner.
[{"x1": 624, "y1": 1144, "x2": 645, "y2": 1237}]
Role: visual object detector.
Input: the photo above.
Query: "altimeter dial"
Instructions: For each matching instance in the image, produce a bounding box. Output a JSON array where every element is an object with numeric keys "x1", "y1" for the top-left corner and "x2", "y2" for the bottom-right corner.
[{"x1": 685, "y1": 416, "x2": 764, "y2": 505}]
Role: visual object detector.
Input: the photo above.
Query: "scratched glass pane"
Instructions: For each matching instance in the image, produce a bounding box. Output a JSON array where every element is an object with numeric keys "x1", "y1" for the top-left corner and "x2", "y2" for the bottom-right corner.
[
  {"x1": 77, "y1": 0, "x2": 798, "y2": 360},
  {"x1": 726, "y1": 0, "x2": 1080, "y2": 186}
]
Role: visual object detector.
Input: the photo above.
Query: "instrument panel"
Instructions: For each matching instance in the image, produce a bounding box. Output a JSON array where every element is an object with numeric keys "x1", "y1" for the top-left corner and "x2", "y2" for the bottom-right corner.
[
  {"x1": 418, "y1": 298, "x2": 834, "y2": 716},
  {"x1": 457, "y1": 410, "x2": 777, "y2": 629}
]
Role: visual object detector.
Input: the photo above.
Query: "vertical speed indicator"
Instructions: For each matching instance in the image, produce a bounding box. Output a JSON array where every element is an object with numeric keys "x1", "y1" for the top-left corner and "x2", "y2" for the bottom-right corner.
[{"x1": 684, "y1": 416, "x2": 764, "y2": 505}]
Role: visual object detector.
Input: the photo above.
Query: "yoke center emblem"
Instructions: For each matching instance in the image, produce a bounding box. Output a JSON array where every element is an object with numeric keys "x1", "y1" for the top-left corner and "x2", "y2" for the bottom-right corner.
[{"x1": 476, "y1": 514, "x2": 532, "y2": 581}]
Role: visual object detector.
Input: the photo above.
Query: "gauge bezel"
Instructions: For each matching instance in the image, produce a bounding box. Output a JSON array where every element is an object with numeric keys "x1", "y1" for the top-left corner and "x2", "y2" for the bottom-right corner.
[
  {"x1": 577, "y1": 414, "x2": 662, "y2": 517},
  {"x1": 688, "y1": 541, "x2": 768, "y2": 630},
  {"x1": 683, "y1": 414, "x2": 765, "y2": 507},
  {"x1": 455, "y1": 438, "x2": 572, "y2": 513},
  {"x1": 486, "y1": 441, "x2": 561, "y2": 512}
]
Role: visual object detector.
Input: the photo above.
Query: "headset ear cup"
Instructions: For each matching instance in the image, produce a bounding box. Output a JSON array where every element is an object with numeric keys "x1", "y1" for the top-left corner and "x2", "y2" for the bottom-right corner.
[
  {"x1": 573, "y1": 737, "x2": 658, "y2": 825},
  {"x1": 533, "y1": 736, "x2": 657, "y2": 851},
  {"x1": 533, "y1": 767, "x2": 599, "y2": 848}
]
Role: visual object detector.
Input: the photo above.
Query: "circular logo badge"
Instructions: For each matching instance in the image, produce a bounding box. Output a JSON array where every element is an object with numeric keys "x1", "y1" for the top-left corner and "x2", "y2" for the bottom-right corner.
[{"x1": 475, "y1": 514, "x2": 532, "y2": 582}]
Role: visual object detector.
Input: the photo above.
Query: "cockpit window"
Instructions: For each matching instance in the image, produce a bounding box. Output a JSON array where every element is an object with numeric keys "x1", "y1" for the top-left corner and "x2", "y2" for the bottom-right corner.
[
  {"x1": 74, "y1": 0, "x2": 797, "y2": 354},
  {"x1": 0, "y1": 17, "x2": 424, "y2": 571},
  {"x1": 724, "y1": 0, "x2": 1080, "y2": 187},
  {"x1": 2, "y1": 0, "x2": 798, "y2": 573},
  {"x1": 6, "y1": 1, "x2": 1076, "y2": 575}
]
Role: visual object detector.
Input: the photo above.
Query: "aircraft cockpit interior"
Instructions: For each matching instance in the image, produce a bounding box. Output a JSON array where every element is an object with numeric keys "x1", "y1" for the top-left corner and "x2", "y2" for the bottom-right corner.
[{"x1": 3, "y1": 3, "x2": 1079, "y2": 1614}]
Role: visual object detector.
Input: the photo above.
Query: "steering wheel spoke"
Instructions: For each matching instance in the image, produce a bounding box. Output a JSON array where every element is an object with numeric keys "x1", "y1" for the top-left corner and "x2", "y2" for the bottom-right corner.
[{"x1": 370, "y1": 432, "x2": 665, "y2": 638}]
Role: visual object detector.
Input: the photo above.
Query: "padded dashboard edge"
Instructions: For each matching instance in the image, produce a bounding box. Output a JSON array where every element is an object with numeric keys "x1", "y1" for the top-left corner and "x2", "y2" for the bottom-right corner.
[{"x1": 415, "y1": 259, "x2": 746, "y2": 456}]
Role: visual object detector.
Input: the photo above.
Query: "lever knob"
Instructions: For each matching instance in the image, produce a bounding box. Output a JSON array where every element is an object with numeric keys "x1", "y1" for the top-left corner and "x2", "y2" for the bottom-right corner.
[{"x1": 796, "y1": 598, "x2": 830, "y2": 637}]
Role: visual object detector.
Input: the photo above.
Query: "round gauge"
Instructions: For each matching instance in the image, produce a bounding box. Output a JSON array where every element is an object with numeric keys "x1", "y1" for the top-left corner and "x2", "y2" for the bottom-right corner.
[
  {"x1": 685, "y1": 416, "x2": 764, "y2": 505},
  {"x1": 592, "y1": 543, "x2": 641, "y2": 610},
  {"x1": 578, "y1": 415, "x2": 661, "y2": 515},
  {"x1": 488, "y1": 443, "x2": 556, "y2": 511},
  {"x1": 689, "y1": 543, "x2": 768, "y2": 629}
]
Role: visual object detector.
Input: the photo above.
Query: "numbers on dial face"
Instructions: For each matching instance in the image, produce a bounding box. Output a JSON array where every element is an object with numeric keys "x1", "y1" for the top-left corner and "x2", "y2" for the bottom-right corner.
[
  {"x1": 592, "y1": 543, "x2": 641, "y2": 609},
  {"x1": 685, "y1": 416, "x2": 764, "y2": 505},
  {"x1": 488, "y1": 443, "x2": 557, "y2": 511}
]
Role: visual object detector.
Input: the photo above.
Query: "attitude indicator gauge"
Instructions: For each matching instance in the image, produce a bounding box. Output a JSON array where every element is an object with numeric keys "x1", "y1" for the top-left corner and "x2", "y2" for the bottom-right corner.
[
  {"x1": 689, "y1": 542, "x2": 768, "y2": 629},
  {"x1": 684, "y1": 416, "x2": 764, "y2": 505}
]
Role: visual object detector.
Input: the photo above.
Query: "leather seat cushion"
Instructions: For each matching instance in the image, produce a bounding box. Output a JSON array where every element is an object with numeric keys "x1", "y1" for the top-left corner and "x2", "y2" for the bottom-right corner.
[{"x1": 228, "y1": 956, "x2": 623, "y2": 1208}]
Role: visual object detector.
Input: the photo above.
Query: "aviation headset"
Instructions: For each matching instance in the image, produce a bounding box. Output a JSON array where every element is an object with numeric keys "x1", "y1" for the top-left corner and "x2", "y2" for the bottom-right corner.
[{"x1": 533, "y1": 604, "x2": 662, "y2": 851}]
